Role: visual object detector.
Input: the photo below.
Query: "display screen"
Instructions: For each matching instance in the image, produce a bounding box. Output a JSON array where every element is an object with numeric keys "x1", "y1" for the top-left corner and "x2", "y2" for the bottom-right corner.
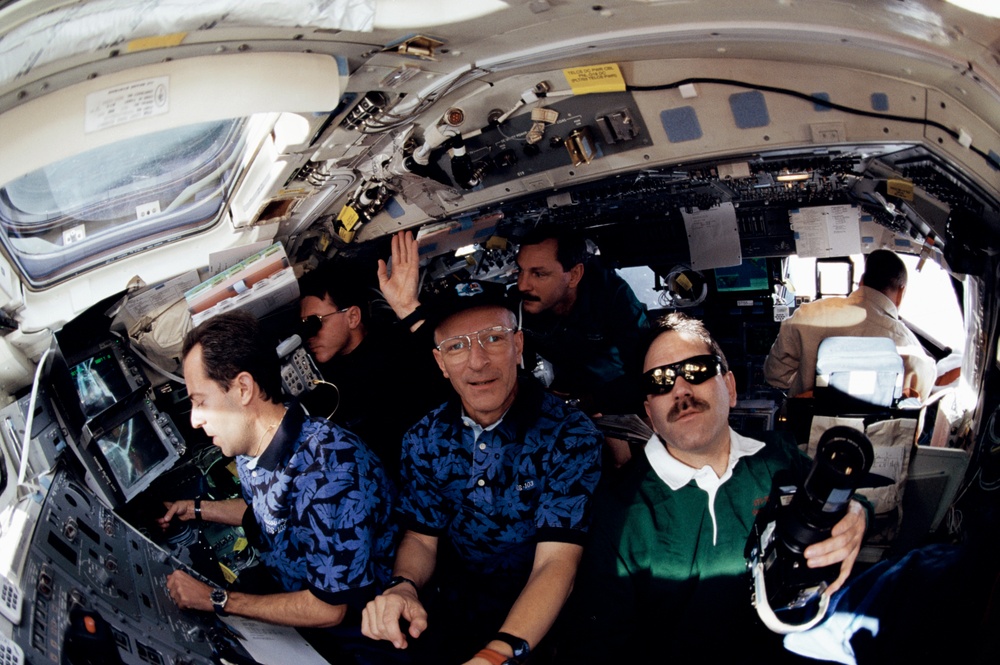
[
  {"x1": 714, "y1": 258, "x2": 770, "y2": 293},
  {"x1": 94, "y1": 413, "x2": 170, "y2": 491},
  {"x1": 69, "y1": 349, "x2": 132, "y2": 418}
]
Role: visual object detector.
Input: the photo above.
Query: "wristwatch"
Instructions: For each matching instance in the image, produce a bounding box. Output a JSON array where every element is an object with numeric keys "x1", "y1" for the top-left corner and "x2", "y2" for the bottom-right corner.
[
  {"x1": 210, "y1": 587, "x2": 229, "y2": 616},
  {"x1": 493, "y1": 632, "x2": 530, "y2": 663},
  {"x1": 384, "y1": 575, "x2": 418, "y2": 595},
  {"x1": 398, "y1": 306, "x2": 425, "y2": 330}
]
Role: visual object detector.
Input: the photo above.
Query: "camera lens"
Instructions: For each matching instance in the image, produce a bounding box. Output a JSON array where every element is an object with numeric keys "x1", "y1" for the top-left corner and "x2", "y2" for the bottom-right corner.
[{"x1": 779, "y1": 426, "x2": 874, "y2": 555}]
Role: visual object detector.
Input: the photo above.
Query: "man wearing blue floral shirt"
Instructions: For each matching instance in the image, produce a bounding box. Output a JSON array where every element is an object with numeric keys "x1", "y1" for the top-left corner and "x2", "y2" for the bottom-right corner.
[
  {"x1": 160, "y1": 311, "x2": 397, "y2": 660},
  {"x1": 361, "y1": 280, "x2": 603, "y2": 665}
]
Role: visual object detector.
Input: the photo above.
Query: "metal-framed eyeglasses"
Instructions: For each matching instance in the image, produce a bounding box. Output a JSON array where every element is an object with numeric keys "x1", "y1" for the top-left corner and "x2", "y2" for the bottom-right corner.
[
  {"x1": 643, "y1": 354, "x2": 726, "y2": 395},
  {"x1": 435, "y1": 326, "x2": 518, "y2": 360},
  {"x1": 300, "y1": 309, "x2": 349, "y2": 337}
]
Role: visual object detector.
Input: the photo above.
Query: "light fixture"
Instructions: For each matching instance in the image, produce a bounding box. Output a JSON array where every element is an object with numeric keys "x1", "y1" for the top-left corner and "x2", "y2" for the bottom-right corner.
[
  {"x1": 374, "y1": 0, "x2": 508, "y2": 30},
  {"x1": 776, "y1": 170, "x2": 811, "y2": 183},
  {"x1": 945, "y1": 1, "x2": 1000, "y2": 19}
]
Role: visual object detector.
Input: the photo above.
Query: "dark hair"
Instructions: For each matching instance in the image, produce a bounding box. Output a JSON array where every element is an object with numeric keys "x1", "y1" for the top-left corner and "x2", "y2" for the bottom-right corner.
[
  {"x1": 518, "y1": 227, "x2": 590, "y2": 272},
  {"x1": 298, "y1": 261, "x2": 372, "y2": 327},
  {"x1": 644, "y1": 312, "x2": 729, "y2": 372},
  {"x1": 861, "y1": 249, "x2": 907, "y2": 293},
  {"x1": 182, "y1": 311, "x2": 283, "y2": 404}
]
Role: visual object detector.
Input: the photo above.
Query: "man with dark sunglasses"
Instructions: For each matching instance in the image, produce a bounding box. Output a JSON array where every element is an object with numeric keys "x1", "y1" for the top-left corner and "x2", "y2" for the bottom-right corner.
[
  {"x1": 297, "y1": 262, "x2": 448, "y2": 481},
  {"x1": 558, "y1": 312, "x2": 868, "y2": 664}
]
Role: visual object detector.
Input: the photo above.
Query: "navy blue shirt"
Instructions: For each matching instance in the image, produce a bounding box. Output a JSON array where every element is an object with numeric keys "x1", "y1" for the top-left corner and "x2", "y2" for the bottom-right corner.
[
  {"x1": 521, "y1": 265, "x2": 650, "y2": 415},
  {"x1": 398, "y1": 380, "x2": 603, "y2": 576},
  {"x1": 237, "y1": 401, "x2": 398, "y2": 609}
]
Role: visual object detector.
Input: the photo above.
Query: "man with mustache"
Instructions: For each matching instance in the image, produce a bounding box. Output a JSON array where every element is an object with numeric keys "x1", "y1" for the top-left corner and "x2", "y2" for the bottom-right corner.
[
  {"x1": 515, "y1": 228, "x2": 650, "y2": 419},
  {"x1": 558, "y1": 312, "x2": 868, "y2": 663},
  {"x1": 361, "y1": 279, "x2": 603, "y2": 665}
]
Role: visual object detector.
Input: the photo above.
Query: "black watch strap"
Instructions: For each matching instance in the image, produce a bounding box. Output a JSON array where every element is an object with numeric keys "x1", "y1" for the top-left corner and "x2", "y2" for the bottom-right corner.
[
  {"x1": 494, "y1": 632, "x2": 530, "y2": 662},
  {"x1": 398, "y1": 306, "x2": 425, "y2": 330},
  {"x1": 384, "y1": 576, "x2": 418, "y2": 596},
  {"x1": 210, "y1": 587, "x2": 229, "y2": 616},
  {"x1": 193, "y1": 497, "x2": 203, "y2": 524}
]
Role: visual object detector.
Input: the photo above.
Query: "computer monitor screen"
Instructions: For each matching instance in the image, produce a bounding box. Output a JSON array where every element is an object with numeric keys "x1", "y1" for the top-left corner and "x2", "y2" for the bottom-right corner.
[
  {"x1": 714, "y1": 258, "x2": 770, "y2": 293},
  {"x1": 70, "y1": 348, "x2": 133, "y2": 418},
  {"x1": 93, "y1": 412, "x2": 172, "y2": 493}
]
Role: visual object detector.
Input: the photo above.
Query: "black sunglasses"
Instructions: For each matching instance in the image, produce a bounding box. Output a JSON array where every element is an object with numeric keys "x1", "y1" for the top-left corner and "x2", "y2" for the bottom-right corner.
[
  {"x1": 644, "y1": 354, "x2": 726, "y2": 395},
  {"x1": 300, "y1": 309, "x2": 348, "y2": 338}
]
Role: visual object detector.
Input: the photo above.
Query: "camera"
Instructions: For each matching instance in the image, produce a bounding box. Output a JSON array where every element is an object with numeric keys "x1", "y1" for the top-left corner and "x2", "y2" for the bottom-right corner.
[{"x1": 746, "y1": 426, "x2": 890, "y2": 633}]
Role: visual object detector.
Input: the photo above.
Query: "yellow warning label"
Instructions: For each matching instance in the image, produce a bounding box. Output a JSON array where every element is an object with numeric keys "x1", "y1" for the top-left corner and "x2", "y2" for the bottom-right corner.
[
  {"x1": 886, "y1": 179, "x2": 914, "y2": 201},
  {"x1": 127, "y1": 33, "x2": 187, "y2": 53},
  {"x1": 219, "y1": 563, "x2": 238, "y2": 585},
  {"x1": 337, "y1": 205, "x2": 361, "y2": 231},
  {"x1": 563, "y1": 63, "x2": 626, "y2": 95}
]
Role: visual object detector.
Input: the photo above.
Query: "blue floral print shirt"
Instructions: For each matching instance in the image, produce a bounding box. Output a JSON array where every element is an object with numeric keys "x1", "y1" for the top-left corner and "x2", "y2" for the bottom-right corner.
[
  {"x1": 398, "y1": 380, "x2": 603, "y2": 576},
  {"x1": 237, "y1": 401, "x2": 398, "y2": 609}
]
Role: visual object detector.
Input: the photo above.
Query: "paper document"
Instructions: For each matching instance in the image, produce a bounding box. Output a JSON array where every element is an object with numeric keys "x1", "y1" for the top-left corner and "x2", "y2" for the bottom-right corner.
[
  {"x1": 222, "y1": 615, "x2": 330, "y2": 665},
  {"x1": 680, "y1": 202, "x2": 742, "y2": 270},
  {"x1": 790, "y1": 204, "x2": 861, "y2": 258}
]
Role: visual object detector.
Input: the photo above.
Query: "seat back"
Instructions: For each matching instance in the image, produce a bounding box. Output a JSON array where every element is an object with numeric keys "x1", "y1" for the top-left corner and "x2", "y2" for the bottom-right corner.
[{"x1": 815, "y1": 336, "x2": 904, "y2": 408}]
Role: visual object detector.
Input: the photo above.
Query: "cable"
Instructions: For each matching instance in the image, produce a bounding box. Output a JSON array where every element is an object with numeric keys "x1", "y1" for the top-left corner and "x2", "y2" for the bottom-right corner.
[
  {"x1": 361, "y1": 68, "x2": 492, "y2": 134},
  {"x1": 15, "y1": 347, "x2": 52, "y2": 495},
  {"x1": 626, "y1": 77, "x2": 1000, "y2": 171},
  {"x1": 310, "y1": 380, "x2": 341, "y2": 421},
  {"x1": 127, "y1": 341, "x2": 185, "y2": 385}
]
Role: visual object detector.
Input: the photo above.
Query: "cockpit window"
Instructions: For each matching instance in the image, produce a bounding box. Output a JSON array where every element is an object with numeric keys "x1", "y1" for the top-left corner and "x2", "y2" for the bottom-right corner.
[
  {"x1": 0, "y1": 118, "x2": 247, "y2": 287},
  {"x1": 788, "y1": 254, "x2": 965, "y2": 353}
]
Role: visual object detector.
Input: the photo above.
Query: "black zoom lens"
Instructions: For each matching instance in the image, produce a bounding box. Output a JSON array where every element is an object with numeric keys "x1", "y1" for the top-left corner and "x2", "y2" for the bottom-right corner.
[
  {"x1": 756, "y1": 425, "x2": 877, "y2": 624},
  {"x1": 779, "y1": 426, "x2": 875, "y2": 556}
]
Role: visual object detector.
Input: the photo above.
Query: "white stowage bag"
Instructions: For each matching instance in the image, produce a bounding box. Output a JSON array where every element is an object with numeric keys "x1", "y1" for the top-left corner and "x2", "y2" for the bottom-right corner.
[{"x1": 123, "y1": 296, "x2": 193, "y2": 375}]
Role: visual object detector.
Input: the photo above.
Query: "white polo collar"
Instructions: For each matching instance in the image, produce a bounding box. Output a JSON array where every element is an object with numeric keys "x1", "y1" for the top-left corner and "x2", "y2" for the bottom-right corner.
[{"x1": 644, "y1": 428, "x2": 765, "y2": 545}]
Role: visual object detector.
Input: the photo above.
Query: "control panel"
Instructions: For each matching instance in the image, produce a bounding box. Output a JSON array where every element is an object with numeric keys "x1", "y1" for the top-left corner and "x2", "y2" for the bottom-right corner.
[
  {"x1": 6, "y1": 467, "x2": 247, "y2": 665},
  {"x1": 277, "y1": 335, "x2": 324, "y2": 397}
]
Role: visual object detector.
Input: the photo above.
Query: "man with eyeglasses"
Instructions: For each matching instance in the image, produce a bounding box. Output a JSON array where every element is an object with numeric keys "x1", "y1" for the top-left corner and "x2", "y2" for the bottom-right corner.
[
  {"x1": 298, "y1": 262, "x2": 449, "y2": 481},
  {"x1": 557, "y1": 312, "x2": 868, "y2": 663},
  {"x1": 361, "y1": 279, "x2": 603, "y2": 665},
  {"x1": 376, "y1": 229, "x2": 648, "y2": 470}
]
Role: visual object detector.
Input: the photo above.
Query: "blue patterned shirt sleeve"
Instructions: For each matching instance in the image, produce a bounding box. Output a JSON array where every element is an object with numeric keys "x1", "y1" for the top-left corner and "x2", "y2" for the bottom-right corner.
[{"x1": 239, "y1": 405, "x2": 397, "y2": 606}]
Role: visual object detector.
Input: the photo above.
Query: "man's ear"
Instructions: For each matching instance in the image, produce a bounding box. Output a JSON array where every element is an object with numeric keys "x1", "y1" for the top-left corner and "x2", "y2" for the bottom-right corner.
[
  {"x1": 724, "y1": 371, "x2": 738, "y2": 408},
  {"x1": 432, "y1": 348, "x2": 451, "y2": 379},
  {"x1": 346, "y1": 304, "x2": 363, "y2": 330},
  {"x1": 236, "y1": 371, "x2": 256, "y2": 405},
  {"x1": 567, "y1": 263, "x2": 585, "y2": 288}
]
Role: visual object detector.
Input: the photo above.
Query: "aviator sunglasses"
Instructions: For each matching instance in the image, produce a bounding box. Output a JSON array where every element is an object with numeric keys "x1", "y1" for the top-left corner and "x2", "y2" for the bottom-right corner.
[
  {"x1": 300, "y1": 308, "x2": 349, "y2": 338},
  {"x1": 644, "y1": 354, "x2": 726, "y2": 395}
]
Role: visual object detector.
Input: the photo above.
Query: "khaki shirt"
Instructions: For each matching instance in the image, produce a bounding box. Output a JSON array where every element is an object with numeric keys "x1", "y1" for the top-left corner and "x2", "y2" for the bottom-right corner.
[{"x1": 763, "y1": 286, "x2": 936, "y2": 400}]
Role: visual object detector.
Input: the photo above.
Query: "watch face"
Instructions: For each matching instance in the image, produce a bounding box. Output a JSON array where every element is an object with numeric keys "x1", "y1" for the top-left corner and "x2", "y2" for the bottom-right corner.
[{"x1": 211, "y1": 588, "x2": 227, "y2": 607}]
